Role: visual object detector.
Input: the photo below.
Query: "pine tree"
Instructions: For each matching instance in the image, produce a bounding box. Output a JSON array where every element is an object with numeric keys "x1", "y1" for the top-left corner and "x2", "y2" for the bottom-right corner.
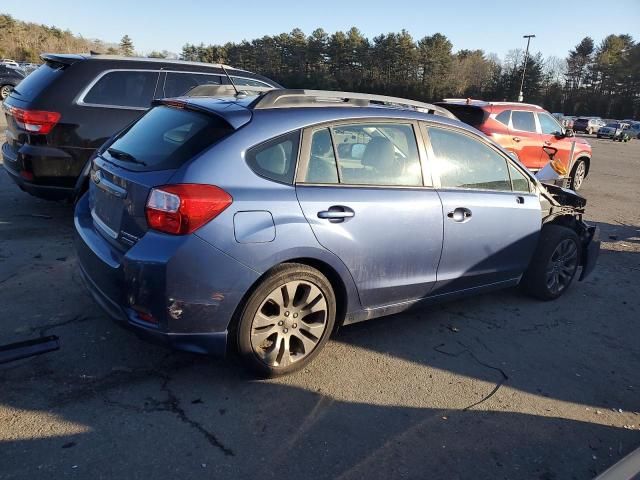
[{"x1": 120, "y1": 35, "x2": 134, "y2": 56}]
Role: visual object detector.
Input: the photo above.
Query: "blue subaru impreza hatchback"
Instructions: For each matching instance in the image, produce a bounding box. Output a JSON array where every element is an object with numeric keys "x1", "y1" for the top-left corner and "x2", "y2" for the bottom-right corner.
[{"x1": 74, "y1": 88, "x2": 600, "y2": 376}]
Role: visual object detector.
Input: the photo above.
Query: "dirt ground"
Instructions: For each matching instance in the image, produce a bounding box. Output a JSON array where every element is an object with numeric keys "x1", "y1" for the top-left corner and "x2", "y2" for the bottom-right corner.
[{"x1": 0, "y1": 115, "x2": 638, "y2": 479}]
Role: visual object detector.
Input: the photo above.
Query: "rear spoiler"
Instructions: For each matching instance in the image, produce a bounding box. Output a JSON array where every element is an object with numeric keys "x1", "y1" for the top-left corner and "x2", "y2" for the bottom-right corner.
[
  {"x1": 40, "y1": 53, "x2": 85, "y2": 67},
  {"x1": 152, "y1": 98, "x2": 252, "y2": 130}
]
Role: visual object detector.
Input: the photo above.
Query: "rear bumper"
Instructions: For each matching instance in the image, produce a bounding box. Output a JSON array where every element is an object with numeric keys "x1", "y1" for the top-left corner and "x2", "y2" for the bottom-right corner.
[
  {"x1": 2, "y1": 141, "x2": 88, "y2": 200},
  {"x1": 579, "y1": 225, "x2": 600, "y2": 281},
  {"x1": 73, "y1": 193, "x2": 260, "y2": 356},
  {"x1": 77, "y1": 261, "x2": 228, "y2": 356}
]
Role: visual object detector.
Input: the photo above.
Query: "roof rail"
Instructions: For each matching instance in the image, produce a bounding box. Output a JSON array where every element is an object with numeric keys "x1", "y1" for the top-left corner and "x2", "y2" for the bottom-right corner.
[
  {"x1": 250, "y1": 89, "x2": 457, "y2": 119},
  {"x1": 440, "y1": 98, "x2": 543, "y2": 109},
  {"x1": 183, "y1": 84, "x2": 275, "y2": 98}
]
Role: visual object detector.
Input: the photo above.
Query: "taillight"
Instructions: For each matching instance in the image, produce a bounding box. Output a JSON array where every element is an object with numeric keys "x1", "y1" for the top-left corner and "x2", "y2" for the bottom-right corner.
[
  {"x1": 145, "y1": 184, "x2": 232, "y2": 235},
  {"x1": 6, "y1": 105, "x2": 61, "y2": 134}
]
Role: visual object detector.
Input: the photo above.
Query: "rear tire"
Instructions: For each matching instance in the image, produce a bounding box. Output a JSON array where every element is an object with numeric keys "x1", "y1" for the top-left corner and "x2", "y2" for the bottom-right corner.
[
  {"x1": 521, "y1": 225, "x2": 581, "y2": 301},
  {"x1": 569, "y1": 159, "x2": 587, "y2": 190},
  {"x1": 0, "y1": 84, "x2": 12, "y2": 100},
  {"x1": 236, "y1": 263, "x2": 336, "y2": 377}
]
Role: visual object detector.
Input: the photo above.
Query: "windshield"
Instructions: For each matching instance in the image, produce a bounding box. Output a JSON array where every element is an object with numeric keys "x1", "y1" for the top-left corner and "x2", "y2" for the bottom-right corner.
[
  {"x1": 104, "y1": 105, "x2": 232, "y2": 171},
  {"x1": 605, "y1": 123, "x2": 620, "y2": 128}
]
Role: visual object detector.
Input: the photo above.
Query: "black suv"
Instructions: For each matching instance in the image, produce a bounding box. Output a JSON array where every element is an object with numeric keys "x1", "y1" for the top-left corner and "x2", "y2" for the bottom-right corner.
[
  {"x1": 0, "y1": 65, "x2": 25, "y2": 100},
  {"x1": 1, "y1": 54, "x2": 280, "y2": 200}
]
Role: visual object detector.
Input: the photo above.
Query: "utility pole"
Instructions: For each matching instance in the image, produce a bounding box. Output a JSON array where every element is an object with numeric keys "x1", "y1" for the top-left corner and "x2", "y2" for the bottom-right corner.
[{"x1": 518, "y1": 34, "x2": 535, "y2": 102}]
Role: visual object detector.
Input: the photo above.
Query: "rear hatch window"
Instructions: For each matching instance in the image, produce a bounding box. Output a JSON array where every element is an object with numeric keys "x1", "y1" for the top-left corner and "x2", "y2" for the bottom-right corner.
[
  {"x1": 436, "y1": 104, "x2": 488, "y2": 129},
  {"x1": 103, "y1": 105, "x2": 232, "y2": 171},
  {"x1": 10, "y1": 62, "x2": 65, "y2": 102}
]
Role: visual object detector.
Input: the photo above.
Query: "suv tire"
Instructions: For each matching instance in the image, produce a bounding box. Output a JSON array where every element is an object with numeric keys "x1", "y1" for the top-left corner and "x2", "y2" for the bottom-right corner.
[
  {"x1": 521, "y1": 225, "x2": 581, "y2": 301},
  {"x1": 0, "y1": 84, "x2": 12, "y2": 100},
  {"x1": 569, "y1": 159, "x2": 587, "y2": 190},
  {"x1": 236, "y1": 263, "x2": 336, "y2": 377}
]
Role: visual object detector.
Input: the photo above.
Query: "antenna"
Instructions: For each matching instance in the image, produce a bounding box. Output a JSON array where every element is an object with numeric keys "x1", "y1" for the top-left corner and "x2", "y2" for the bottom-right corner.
[{"x1": 220, "y1": 65, "x2": 240, "y2": 96}]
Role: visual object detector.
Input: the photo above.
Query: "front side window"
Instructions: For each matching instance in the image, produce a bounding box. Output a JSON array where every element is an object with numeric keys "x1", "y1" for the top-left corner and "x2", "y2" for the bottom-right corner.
[
  {"x1": 538, "y1": 112, "x2": 562, "y2": 135},
  {"x1": 83, "y1": 71, "x2": 158, "y2": 108},
  {"x1": 509, "y1": 164, "x2": 531, "y2": 192},
  {"x1": 162, "y1": 72, "x2": 222, "y2": 98},
  {"x1": 511, "y1": 110, "x2": 537, "y2": 133},
  {"x1": 246, "y1": 131, "x2": 300, "y2": 184},
  {"x1": 428, "y1": 127, "x2": 511, "y2": 191}
]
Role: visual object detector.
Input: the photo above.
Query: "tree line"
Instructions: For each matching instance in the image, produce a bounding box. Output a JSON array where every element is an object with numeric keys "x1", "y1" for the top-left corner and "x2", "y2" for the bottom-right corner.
[
  {"x1": 1, "y1": 12, "x2": 637, "y2": 119},
  {"x1": 181, "y1": 28, "x2": 639, "y2": 119}
]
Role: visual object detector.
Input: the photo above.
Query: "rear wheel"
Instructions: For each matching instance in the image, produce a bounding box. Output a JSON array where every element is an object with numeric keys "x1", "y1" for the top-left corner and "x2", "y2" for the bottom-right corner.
[
  {"x1": 570, "y1": 159, "x2": 587, "y2": 190},
  {"x1": 236, "y1": 263, "x2": 336, "y2": 377},
  {"x1": 521, "y1": 225, "x2": 581, "y2": 300},
  {"x1": 0, "y1": 84, "x2": 12, "y2": 100}
]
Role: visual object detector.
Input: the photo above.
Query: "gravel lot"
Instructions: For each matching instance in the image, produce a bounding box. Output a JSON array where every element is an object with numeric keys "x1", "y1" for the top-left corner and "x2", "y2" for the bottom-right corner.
[{"x1": 1, "y1": 114, "x2": 639, "y2": 479}]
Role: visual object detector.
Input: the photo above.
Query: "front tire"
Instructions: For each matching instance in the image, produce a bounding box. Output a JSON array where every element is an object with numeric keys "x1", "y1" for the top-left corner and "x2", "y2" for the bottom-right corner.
[
  {"x1": 236, "y1": 263, "x2": 336, "y2": 377},
  {"x1": 521, "y1": 225, "x2": 581, "y2": 301}
]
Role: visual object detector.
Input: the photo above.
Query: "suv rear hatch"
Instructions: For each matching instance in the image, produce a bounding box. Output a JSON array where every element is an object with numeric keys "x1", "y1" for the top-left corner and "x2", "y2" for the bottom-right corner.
[
  {"x1": 89, "y1": 101, "x2": 242, "y2": 250},
  {"x1": 434, "y1": 103, "x2": 489, "y2": 130}
]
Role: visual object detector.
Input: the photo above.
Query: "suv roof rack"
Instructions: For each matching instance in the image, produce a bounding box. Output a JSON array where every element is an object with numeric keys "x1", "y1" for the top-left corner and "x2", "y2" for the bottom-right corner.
[
  {"x1": 440, "y1": 98, "x2": 543, "y2": 109},
  {"x1": 183, "y1": 84, "x2": 275, "y2": 98},
  {"x1": 250, "y1": 89, "x2": 457, "y2": 119}
]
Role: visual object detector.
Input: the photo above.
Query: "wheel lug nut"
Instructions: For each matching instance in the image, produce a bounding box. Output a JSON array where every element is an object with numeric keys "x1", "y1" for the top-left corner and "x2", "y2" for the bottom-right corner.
[
  {"x1": 293, "y1": 313, "x2": 298, "y2": 318},
  {"x1": 284, "y1": 311, "x2": 290, "y2": 317},
  {"x1": 283, "y1": 328, "x2": 288, "y2": 333},
  {"x1": 292, "y1": 323, "x2": 297, "y2": 328},
  {"x1": 278, "y1": 321, "x2": 283, "y2": 326}
]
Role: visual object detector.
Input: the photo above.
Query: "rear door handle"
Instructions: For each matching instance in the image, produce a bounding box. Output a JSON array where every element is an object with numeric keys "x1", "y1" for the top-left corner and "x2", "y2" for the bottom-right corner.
[
  {"x1": 512, "y1": 136, "x2": 521, "y2": 143},
  {"x1": 447, "y1": 207, "x2": 472, "y2": 223},
  {"x1": 318, "y1": 206, "x2": 355, "y2": 223},
  {"x1": 516, "y1": 196, "x2": 525, "y2": 204}
]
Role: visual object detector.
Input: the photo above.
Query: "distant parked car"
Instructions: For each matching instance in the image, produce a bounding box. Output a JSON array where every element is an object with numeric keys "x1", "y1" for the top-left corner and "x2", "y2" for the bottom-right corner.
[
  {"x1": 74, "y1": 89, "x2": 600, "y2": 376},
  {"x1": 597, "y1": 122, "x2": 631, "y2": 141},
  {"x1": 627, "y1": 122, "x2": 640, "y2": 139},
  {"x1": 436, "y1": 100, "x2": 593, "y2": 190},
  {"x1": 2, "y1": 53, "x2": 281, "y2": 201},
  {"x1": 573, "y1": 117, "x2": 605, "y2": 135},
  {"x1": 0, "y1": 64, "x2": 25, "y2": 100},
  {"x1": 1, "y1": 59, "x2": 20, "y2": 68}
]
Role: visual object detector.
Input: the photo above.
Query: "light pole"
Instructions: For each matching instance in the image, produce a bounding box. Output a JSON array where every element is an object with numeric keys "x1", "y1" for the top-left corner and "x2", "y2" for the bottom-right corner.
[{"x1": 518, "y1": 34, "x2": 535, "y2": 102}]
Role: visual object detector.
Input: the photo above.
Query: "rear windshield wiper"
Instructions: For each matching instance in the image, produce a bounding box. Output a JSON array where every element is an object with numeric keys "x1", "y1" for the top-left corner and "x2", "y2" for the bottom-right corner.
[{"x1": 107, "y1": 147, "x2": 147, "y2": 166}]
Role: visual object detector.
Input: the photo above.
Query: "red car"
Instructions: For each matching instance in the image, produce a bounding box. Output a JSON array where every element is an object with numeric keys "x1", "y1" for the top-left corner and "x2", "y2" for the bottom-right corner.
[{"x1": 437, "y1": 100, "x2": 592, "y2": 190}]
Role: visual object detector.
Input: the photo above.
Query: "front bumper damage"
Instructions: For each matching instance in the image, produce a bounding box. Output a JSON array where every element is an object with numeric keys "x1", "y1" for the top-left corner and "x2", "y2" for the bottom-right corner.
[{"x1": 539, "y1": 183, "x2": 601, "y2": 281}]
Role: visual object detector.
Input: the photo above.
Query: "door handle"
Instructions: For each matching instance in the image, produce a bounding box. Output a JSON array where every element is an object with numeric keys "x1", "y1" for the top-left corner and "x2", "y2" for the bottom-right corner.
[
  {"x1": 512, "y1": 136, "x2": 521, "y2": 143},
  {"x1": 317, "y1": 206, "x2": 355, "y2": 223},
  {"x1": 516, "y1": 196, "x2": 525, "y2": 204},
  {"x1": 447, "y1": 207, "x2": 472, "y2": 223},
  {"x1": 544, "y1": 140, "x2": 552, "y2": 146}
]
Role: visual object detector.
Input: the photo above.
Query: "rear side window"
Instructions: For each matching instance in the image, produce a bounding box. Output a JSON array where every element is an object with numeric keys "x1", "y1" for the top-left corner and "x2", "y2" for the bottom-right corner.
[
  {"x1": 511, "y1": 111, "x2": 537, "y2": 132},
  {"x1": 10, "y1": 63, "x2": 64, "y2": 101},
  {"x1": 104, "y1": 105, "x2": 231, "y2": 171},
  {"x1": 246, "y1": 131, "x2": 301, "y2": 184},
  {"x1": 83, "y1": 71, "x2": 159, "y2": 108},
  {"x1": 495, "y1": 110, "x2": 511, "y2": 126},
  {"x1": 161, "y1": 72, "x2": 222, "y2": 98}
]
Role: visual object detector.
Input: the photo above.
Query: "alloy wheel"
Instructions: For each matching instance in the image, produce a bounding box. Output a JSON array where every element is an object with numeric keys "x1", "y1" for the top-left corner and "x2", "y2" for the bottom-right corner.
[
  {"x1": 250, "y1": 280, "x2": 328, "y2": 367},
  {"x1": 0, "y1": 85, "x2": 11, "y2": 100},
  {"x1": 573, "y1": 162, "x2": 586, "y2": 190},
  {"x1": 545, "y1": 239, "x2": 578, "y2": 295}
]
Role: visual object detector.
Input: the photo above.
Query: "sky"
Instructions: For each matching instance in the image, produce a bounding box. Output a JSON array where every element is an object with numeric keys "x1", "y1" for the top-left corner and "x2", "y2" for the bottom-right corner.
[{"x1": 3, "y1": 0, "x2": 640, "y2": 59}]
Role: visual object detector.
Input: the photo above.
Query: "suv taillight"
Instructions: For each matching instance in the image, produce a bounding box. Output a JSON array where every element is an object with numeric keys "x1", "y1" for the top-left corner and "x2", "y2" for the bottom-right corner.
[
  {"x1": 145, "y1": 184, "x2": 232, "y2": 235},
  {"x1": 5, "y1": 105, "x2": 61, "y2": 134}
]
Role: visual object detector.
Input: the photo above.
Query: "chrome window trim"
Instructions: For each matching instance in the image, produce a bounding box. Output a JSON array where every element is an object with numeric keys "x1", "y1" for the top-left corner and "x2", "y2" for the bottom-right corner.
[
  {"x1": 77, "y1": 68, "x2": 273, "y2": 110},
  {"x1": 76, "y1": 68, "x2": 161, "y2": 110}
]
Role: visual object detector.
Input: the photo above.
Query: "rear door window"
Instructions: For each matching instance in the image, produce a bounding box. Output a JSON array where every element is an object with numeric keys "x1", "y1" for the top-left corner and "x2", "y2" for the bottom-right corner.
[
  {"x1": 511, "y1": 111, "x2": 537, "y2": 132},
  {"x1": 161, "y1": 72, "x2": 223, "y2": 98},
  {"x1": 83, "y1": 70, "x2": 159, "y2": 108},
  {"x1": 103, "y1": 105, "x2": 231, "y2": 171}
]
